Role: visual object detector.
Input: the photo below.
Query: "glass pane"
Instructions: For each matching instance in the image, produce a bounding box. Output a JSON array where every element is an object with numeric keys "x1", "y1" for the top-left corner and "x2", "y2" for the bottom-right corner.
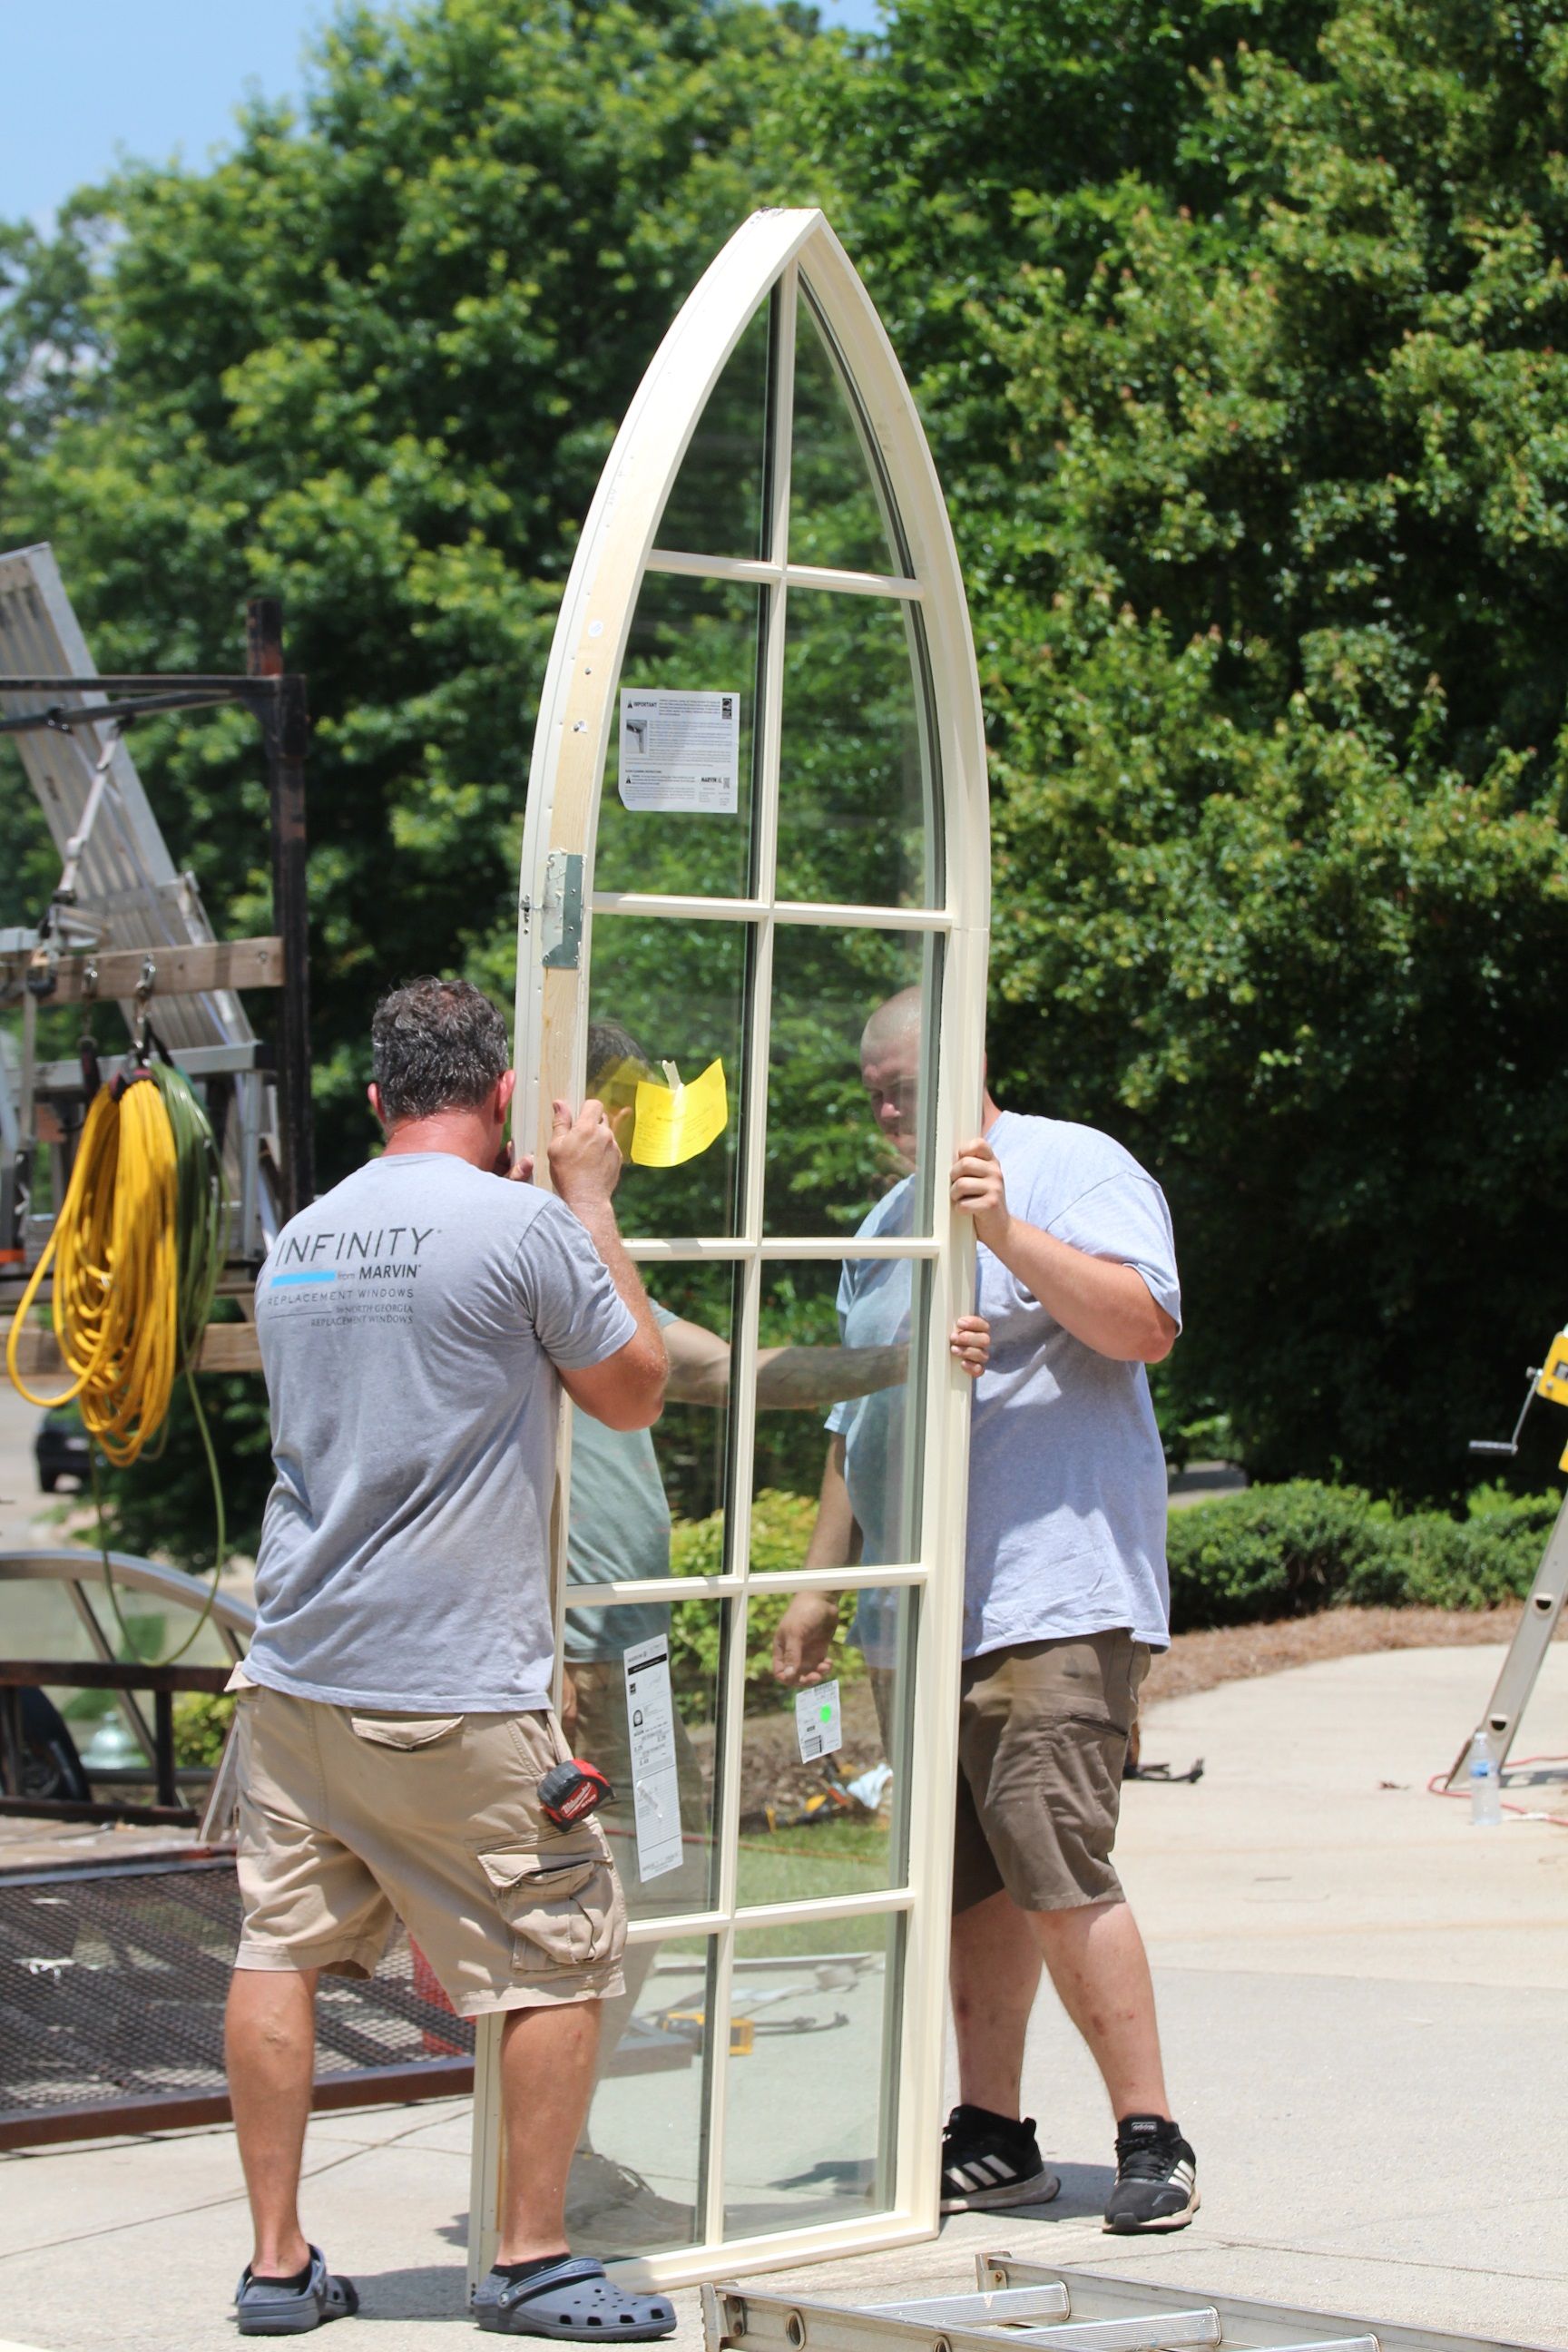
[
  {"x1": 593, "y1": 572, "x2": 763, "y2": 902},
  {"x1": 562, "y1": 1595, "x2": 726, "y2": 1922},
  {"x1": 3, "y1": 1573, "x2": 98, "y2": 1662},
  {"x1": 0, "y1": 1576, "x2": 143, "y2": 1755},
  {"x1": 789, "y1": 293, "x2": 903, "y2": 578},
  {"x1": 749, "y1": 1258, "x2": 928, "y2": 1573},
  {"x1": 566, "y1": 1261, "x2": 735, "y2": 1610},
  {"x1": 655, "y1": 298, "x2": 774, "y2": 562},
  {"x1": 764, "y1": 926, "x2": 942, "y2": 1239},
  {"x1": 586, "y1": 913, "x2": 749, "y2": 1239},
  {"x1": 735, "y1": 1583, "x2": 916, "y2": 1909},
  {"x1": 576, "y1": 1931, "x2": 714, "y2": 2257},
  {"x1": 724, "y1": 1913, "x2": 901, "y2": 2233},
  {"x1": 777, "y1": 590, "x2": 936, "y2": 909}
]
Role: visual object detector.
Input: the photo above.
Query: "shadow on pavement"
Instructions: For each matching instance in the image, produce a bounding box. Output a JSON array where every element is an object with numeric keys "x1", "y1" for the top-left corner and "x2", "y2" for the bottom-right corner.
[{"x1": 345, "y1": 2261, "x2": 471, "y2": 2321}]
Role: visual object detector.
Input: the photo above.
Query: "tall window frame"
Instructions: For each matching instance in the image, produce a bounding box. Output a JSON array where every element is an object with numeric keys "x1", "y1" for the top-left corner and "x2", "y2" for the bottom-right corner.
[{"x1": 472, "y1": 209, "x2": 991, "y2": 2291}]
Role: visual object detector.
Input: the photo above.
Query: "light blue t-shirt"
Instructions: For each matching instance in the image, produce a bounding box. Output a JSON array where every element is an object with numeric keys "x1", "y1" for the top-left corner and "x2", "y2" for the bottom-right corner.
[
  {"x1": 828, "y1": 1112, "x2": 1181, "y2": 1657},
  {"x1": 564, "y1": 1305, "x2": 678, "y2": 1662}
]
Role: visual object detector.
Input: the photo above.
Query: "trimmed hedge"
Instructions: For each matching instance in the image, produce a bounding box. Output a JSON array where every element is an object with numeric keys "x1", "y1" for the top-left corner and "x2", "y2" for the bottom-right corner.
[{"x1": 1167, "y1": 1482, "x2": 1556, "y2": 1632}]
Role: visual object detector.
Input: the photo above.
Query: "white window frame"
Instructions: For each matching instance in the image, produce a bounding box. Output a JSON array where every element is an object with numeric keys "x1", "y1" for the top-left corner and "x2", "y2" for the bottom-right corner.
[{"x1": 471, "y1": 207, "x2": 991, "y2": 2293}]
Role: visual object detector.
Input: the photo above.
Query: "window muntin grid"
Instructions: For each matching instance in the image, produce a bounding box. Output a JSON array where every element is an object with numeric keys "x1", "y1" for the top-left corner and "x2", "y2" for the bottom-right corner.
[{"x1": 503, "y1": 209, "x2": 987, "y2": 2288}]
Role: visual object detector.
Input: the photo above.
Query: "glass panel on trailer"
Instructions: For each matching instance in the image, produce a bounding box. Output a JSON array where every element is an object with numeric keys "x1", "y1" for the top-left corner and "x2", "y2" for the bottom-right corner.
[
  {"x1": 576, "y1": 1930, "x2": 717, "y2": 2259},
  {"x1": 763, "y1": 926, "x2": 943, "y2": 1239},
  {"x1": 777, "y1": 589, "x2": 937, "y2": 909},
  {"x1": 564, "y1": 1593, "x2": 728, "y2": 1922},
  {"x1": 654, "y1": 298, "x2": 775, "y2": 563},
  {"x1": 789, "y1": 291, "x2": 904, "y2": 578},
  {"x1": 723, "y1": 1912, "x2": 902, "y2": 2234},
  {"x1": 593, "y1": 572, "x2": 764, "y2": 903},
  {"x1": 735, "y1": 1583, "x2": 917, "y2": 1910},
  {"x1": 586, "y1": 913, "x2": 749, "y2": 1239}
]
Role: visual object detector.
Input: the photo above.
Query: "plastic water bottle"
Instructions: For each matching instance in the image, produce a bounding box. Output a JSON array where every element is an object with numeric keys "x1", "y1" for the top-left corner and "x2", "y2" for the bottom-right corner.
[{"x1": 1468, "y1": 1730, "x2": 1503, "y2": 1827}]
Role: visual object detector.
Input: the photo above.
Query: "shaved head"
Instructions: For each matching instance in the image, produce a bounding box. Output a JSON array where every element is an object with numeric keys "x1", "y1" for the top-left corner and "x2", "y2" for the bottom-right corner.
[
  {"x1": 859, "y1": 986, "x2": 925, "y2": 1172},
  {"x1": 859, "y1": 985, "x2": 924, "y2": 1067}
]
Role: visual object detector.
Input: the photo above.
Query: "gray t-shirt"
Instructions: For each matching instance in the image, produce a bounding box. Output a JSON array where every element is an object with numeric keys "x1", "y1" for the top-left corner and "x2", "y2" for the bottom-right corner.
[
  {"x1": 829, "y1": 1112, "x2": 1181, "y2": 1657},
  {"x1": 250, "y1": 1152, "x2": 636, "y2": 1711}
]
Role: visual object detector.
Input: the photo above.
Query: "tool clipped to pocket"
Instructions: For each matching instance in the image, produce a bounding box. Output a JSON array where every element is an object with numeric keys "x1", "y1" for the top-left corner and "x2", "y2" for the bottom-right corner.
[{"x1": 539, "y1": 1756, "x2": 614, "y2": 1828}]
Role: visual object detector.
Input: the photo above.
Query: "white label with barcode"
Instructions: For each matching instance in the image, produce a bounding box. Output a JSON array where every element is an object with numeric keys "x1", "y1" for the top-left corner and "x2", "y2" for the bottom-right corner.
[
  {"x1": 795, "y1": 1678, "x2": 843, "y2": 1764},
  {"x1": 623, "y1": 1635, "x2": 684, "y2": 1882}
]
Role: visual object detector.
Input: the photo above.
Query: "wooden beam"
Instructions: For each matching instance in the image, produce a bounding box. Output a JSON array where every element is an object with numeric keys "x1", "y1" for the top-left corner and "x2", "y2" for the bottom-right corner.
[
  {"x1": 2, "y1": 1319, "x2": 262, "y2": 1381},
  {"x1": 0, "y1": 936, "x2": 283, "y2": 1005},
  {"x1": 0, "y1": 1661, "x2": 233, "y2": 1694},
  {"x1": 191, "y1": 1323, "x2": 264, "y2": 1374}
]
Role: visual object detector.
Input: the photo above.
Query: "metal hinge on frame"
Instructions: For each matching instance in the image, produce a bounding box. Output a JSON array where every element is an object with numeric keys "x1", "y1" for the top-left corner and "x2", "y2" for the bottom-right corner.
[{"x1": 539, "y1": 852, "x2": 584, "y2": 971}]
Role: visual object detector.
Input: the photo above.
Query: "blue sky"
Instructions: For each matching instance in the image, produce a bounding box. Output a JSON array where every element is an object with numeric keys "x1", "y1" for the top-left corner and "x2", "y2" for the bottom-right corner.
[{"x1": 1, "y1": 0, "x2": 886, "y2": 230}]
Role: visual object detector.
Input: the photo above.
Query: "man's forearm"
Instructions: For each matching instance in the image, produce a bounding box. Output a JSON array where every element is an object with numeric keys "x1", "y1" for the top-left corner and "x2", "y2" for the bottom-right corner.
[
  {"x1": 565, "y1": 1196, "x2": 666, "y2": 1364},
  {"x1": 758, "y1": 1343, "x2": 907, "y2": 1410},
  {"x1": 803, "y1": 1438, "x2": 862, "y2": 1574},
  {"x1": 666, "y1": 1341, "x2": 909, "y2": 1411},
  {"x1": 989, "y1": 1218, "x2": 1175, "y2": 1363}
]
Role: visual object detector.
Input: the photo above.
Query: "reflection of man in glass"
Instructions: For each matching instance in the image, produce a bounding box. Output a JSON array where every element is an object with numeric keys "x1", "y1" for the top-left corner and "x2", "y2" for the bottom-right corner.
[
  {"x1": 774, "y1": 987, "x2": 1199, "y2": 2239},
  {"x1": 561, "y1": 1020, "x2": 985, "y2": 2249}
]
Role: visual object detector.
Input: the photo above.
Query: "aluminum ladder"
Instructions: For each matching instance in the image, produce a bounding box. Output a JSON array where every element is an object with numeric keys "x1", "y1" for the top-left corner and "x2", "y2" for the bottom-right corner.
[{"x1": 703, "y1": 2249, "x2": 1549, "y2": 2352}]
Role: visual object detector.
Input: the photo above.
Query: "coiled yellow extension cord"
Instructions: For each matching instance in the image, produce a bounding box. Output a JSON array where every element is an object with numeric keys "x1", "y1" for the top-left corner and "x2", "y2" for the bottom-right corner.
[
  {"x1": 7, "y1": 1075, "x2": 179, "y2": 1462},
  {"x1": 6, "y1": 1061, "x2": 229, "y2": 1662}
]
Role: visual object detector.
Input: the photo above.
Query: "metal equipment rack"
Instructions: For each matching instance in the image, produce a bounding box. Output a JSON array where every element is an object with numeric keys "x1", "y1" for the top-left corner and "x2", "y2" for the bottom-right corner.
[
  {"x1": 0, "y1": 540, "x2": 312, "y2": 1310},
  {"x1": 703, "y1": 2251, "x2": 1550, "y2": 2352}
]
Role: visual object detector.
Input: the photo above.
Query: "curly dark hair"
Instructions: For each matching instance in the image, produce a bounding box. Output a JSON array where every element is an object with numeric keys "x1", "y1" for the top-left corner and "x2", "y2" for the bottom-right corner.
[
  {"x1": 584, "y1": 1018, "x2": 652, "y2": 1109},
  {"x1": 370, "y1": 976, "x2": 509, "y2": 1124}
]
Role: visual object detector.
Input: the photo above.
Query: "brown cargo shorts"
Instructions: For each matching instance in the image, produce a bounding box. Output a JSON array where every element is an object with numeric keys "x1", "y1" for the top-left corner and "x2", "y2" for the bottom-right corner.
[
  {"x1": 952, "y1": 1630, "x2": 1150, "y2": 1916},
  {"x1": 232, "y1": 1682, "x2": 626, "y2": 2016}
]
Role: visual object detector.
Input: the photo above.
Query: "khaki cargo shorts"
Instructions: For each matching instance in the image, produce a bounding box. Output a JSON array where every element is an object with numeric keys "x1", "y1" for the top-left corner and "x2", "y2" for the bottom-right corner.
[
  {"x1": 952, "y1": 1630, "x2": 1150, "y2": 1916},
  {"x1": 233, "y1": 1683, "x2": 626, "y2": 2016}
]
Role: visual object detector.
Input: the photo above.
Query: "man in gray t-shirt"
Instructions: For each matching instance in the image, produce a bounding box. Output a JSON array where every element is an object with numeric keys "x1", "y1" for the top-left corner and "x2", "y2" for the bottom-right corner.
[
  {"x1": 775, "y1": 988, "x2": 1199, "y2": 2240},
  {"x1": 226, "y1": 978, "x2": 675, "y2": 2342}
]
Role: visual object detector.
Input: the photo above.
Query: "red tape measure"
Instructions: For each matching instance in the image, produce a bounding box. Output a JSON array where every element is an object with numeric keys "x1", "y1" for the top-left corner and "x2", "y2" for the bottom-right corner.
[{"x1": 538, "y1": 1757, "x2": 614, "y2": 1827}]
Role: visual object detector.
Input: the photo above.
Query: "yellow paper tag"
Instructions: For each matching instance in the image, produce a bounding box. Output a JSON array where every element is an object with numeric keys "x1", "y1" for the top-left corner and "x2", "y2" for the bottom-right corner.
[{"x1": 631, "y1": 1057, "x2": 728, "y2": 1168}]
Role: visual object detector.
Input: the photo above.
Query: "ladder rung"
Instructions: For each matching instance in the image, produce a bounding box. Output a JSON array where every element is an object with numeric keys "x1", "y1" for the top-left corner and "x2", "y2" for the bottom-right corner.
[
  {"x1": 865, "y1": 2292, "x2": 1072, "y2": 2328},
  {"x1": 1006, "y1": 2312, "x2": 1220, "y2": 2351},
  {"x1": 1262, "y1": 2341, "x2": 1379, "y2": 2352}
]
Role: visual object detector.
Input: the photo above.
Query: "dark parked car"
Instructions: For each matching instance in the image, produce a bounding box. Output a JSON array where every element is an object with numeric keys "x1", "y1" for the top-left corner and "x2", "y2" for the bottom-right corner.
[{"x1": 34, "y1": 1407, "x2": 91, "y2": 1493}]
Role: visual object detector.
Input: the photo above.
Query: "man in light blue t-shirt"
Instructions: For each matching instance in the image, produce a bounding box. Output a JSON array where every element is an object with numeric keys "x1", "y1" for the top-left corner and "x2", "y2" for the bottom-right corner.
[{"x1": 774, "y1": 988, "x2": 1198, "y2": 2239}]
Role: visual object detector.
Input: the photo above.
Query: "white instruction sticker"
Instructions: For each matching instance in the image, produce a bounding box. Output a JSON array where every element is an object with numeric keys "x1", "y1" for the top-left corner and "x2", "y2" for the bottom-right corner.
[
  {"x1": 623, "y1": 1634, "x2": 684, "y2": 1883},
  {"x1": 795, "y1": 1678, "x2": 844, "y2": 1765},
  {"x1": 618, "y1": 689, "x2": 740, "y2": 813}
]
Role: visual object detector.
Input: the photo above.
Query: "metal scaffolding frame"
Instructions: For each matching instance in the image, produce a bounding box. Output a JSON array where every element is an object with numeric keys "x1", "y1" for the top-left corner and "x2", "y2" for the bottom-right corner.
[{"x1": 0, "y1": 544, "x2": 313, "y2": 1289}]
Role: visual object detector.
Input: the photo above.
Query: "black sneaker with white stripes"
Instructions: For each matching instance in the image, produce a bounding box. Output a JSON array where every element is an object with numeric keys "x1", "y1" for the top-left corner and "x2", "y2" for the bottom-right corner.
[
  {"x1": 940, "y1": 2105, "x2": 1061, "y2": 2213},
  {"x1": 1103, "y1": 2114, "x2": 1200, "y2": 2232}
]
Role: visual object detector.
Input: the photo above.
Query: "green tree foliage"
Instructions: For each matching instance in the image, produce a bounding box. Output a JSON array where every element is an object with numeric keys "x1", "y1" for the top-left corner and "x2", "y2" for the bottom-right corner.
[
  {"x1": 3, "y1": 0, "x2": 816, "y2": 1171},
  {"x1": 816, "y1": 0, "x2": 1568, "y2": 1496},
  {"x1": 10, "y1": 0, "x2": 1568, "y2": 1537},
  {"x1": 1, "y1": 0, "x2": 820, "y2": 1559}
]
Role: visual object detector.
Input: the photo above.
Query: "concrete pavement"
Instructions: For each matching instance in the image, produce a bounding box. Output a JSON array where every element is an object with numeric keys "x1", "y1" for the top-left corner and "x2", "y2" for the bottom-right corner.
[{"x1": 0, "y1": 1639, "x2": 1564, "y2": 2349}]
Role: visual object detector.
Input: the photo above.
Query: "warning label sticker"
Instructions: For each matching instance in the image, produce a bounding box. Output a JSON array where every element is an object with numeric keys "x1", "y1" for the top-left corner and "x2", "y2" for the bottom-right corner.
[{"x1": 618, "y1": 690, "x2": 740, "y2": 814}]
